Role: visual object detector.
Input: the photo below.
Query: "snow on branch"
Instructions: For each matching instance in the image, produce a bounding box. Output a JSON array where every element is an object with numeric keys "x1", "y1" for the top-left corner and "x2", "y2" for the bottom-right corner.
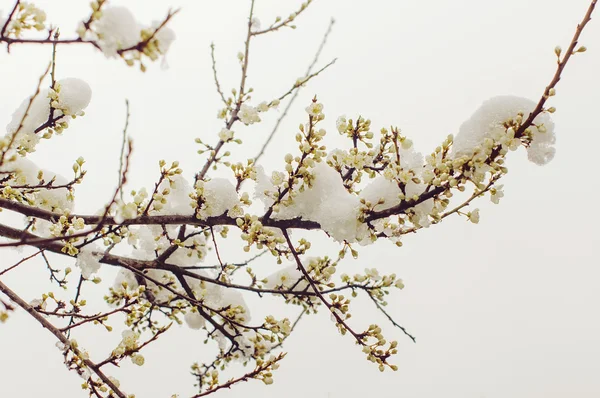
[{"x1": 0, "y1": 0, "x2": 597, "y2": 397}]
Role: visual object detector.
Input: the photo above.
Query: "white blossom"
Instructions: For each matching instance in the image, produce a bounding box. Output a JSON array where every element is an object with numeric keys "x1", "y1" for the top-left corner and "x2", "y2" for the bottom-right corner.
[
  {"x1": 336, "y1": 116, "x2": 348, "y2": 133},
  {"x1": 250, "y1": 17, "x2": 261, "y2": 32},
  {"x1": 468, "y1": 208, "x2": 480, "y2": 224},
  {"x1": 305, "y1": 102, "x2": 324, "y2": 119},
  {"x1": 218, "y1": 128, "x2": 234, "y2": 142},
  {"x1": 75, "y1": 246, "x2": 102, "y2": 279},
  {"x1": 491, "y1": 185, "x2": 504, "y2": 204},
  {"x1": 238, "y1": 104, "x2": 260, "y2": 125}
]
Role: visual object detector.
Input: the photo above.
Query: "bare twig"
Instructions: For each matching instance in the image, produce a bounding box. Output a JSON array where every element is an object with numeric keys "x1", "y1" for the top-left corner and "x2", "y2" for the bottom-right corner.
[
  {"x1": 118, "y1": 100, "x2": 131, "y2": 201},
  {"x1": 0, "y1": 279, "x2": 128, "y2": 398},
  {"x1": 253, "y1": 18, "x2": 336, "y2": 165}
]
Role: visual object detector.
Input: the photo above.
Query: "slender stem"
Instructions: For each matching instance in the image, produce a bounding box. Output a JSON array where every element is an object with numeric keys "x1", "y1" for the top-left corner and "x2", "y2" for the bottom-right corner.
[{"x1": 0, "y1": 279, "x2": 127, "y2": 398}]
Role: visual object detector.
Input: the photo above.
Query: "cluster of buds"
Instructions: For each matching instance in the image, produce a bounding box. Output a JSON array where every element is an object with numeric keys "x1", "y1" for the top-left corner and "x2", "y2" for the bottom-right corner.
[
  {"x1": 360, "y1": 326, "x2": 399, "y2": 372},
  {"x1": 0, "y1": 2, "x2": 46, "y2": 38},
  {"x1": 237, "y1": 215, "x2": 286, "y2": 254},
  {"x1": 112, "y1": 330, "x2": 145, "y2": 366}
]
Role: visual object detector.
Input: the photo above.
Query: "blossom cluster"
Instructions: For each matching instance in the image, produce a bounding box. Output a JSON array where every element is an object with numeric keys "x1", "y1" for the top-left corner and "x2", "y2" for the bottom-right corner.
[
  {"x1": 0, "y1": 2, "x2": 46, "y2": 38},
  {"x1": 0, "y1": 0, "x2": 589, "y2": 396}
]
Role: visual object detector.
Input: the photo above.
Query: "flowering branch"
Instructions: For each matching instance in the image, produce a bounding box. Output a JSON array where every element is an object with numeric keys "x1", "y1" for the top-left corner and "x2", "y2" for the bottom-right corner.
[{"x1": 0, "y1": 0, "x2": 597, "y2": 396}]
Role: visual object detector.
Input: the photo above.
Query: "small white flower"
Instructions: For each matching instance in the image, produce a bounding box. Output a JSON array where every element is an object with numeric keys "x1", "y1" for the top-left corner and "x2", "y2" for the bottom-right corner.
[
  {"x1": 490, "y1": 185, "x2": 504, "y2": 204},
  {"x1": 336, "y1": 116, "x2": 348, "y2": 133},
  {"x1": 238, "y1": 104, "x2": 260, "y2": 125},
  {"x1": 121, "y1": 330, "x2": 138, "y2": 348},
  {"x1": 257, "y1": 101, "x2": 269, "y2": 112},
  {"x1": 218, "y1": 128, "x2": 234, "y2": 142},
  {"x1": 468, "y1": 208, "x2": 480, "y2": 224},
  {"x1": 72, "y1": 217, "x2": 85, "y2": 230},
  {"x1": 305, "y1": 102, "x2": 324, "y2": 118},
  {"x1": 250, "y1": 17, "x2": 261, "y2": 32},
  {"x1": 270, "y1": 171, "x2": 286, "y2": 186},
  {"x1": 365, "y1": 268, "x2": 381, "y2": 281},
  {"x1": 131, "y1": 354, "x2": 145, "y2": 366}
]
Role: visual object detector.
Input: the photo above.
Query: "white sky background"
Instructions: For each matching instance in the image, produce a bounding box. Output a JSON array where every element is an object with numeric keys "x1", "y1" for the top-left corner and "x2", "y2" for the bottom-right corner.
[{"x1": 1, "y1": 0, "x2": 599, "y2": 397}]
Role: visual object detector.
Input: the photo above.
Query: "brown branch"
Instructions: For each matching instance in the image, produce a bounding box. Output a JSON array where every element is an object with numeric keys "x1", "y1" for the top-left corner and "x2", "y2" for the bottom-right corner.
[
  {"x1": 0, "y1": 197, "x2": 322, "y2": 232},
  {"x1": 281, "y1": 229, "x2": 365, "y2": 343},
  {"x1": 116, "y1": 9, "x2": 179, "y2": 55},
  {"x1": 0, "y1": 249, "x2": 43, "y2": 275},
  {"x1": 0, "y1": 279, "x2": 128, "y2": 398},
  {"x1": 366, "y1": 293, "x2": 415, "y2": 343},
  {"x1": 195, "y1": 0, "x2": 256, "y2": 183},
  {"x1": 210, "y1": 43, "x2": 228, "y2": 106},
  {"x1": 516, "y1": 0, "x2": 598, "y2": 138},
  {"x1": 253, "y1": 17, "x2": 336, "y2": 166},
  {"x1": 117, "y1": 100, "x2": 131, "y2": 201},
  {"x1": 191, "y1": 353, "x2": 286, "y2": 397},
  {"x1": 0, "y1": 0, "x2": 20, "y2": 38}
]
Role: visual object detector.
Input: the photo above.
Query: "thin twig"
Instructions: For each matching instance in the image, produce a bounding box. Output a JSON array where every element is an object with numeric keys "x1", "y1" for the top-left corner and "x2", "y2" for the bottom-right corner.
[
  {"x1": 0, "y1": 279, "x2": 128, "y2": 398},
  {"x1": 210, "y1": 43, "x2": 228, "y2": 106},
  {"x1": 253, "y1": 18, "x2": 336, "y2": 165}
]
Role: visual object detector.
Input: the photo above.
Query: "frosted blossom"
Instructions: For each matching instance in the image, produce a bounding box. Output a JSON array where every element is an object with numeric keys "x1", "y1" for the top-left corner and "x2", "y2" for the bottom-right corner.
[
  {"x1": 453, "y1": 96, "x2": 556, "y2": 165},
  {"x1": 75, "y1": 246, "x2": 102, "y2": 279},
  {"x1": 5, "y1": 78, "x2": 92, "y2": 152},
  {"x1": 93, "y1": 7, "x2": 141, "y2": 57},
  {"x1": 238, "y1": 104, "x2": 260, "y2": 125},
  {"x1": 196, "y1": 178, "x2": 240, "y2": 219}
]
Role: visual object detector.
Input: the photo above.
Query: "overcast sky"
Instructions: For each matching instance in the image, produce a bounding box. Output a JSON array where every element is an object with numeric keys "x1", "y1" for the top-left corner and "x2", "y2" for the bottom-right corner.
[{"x1": 1, "y1": 1, "x2": 599, "y2": 397}]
